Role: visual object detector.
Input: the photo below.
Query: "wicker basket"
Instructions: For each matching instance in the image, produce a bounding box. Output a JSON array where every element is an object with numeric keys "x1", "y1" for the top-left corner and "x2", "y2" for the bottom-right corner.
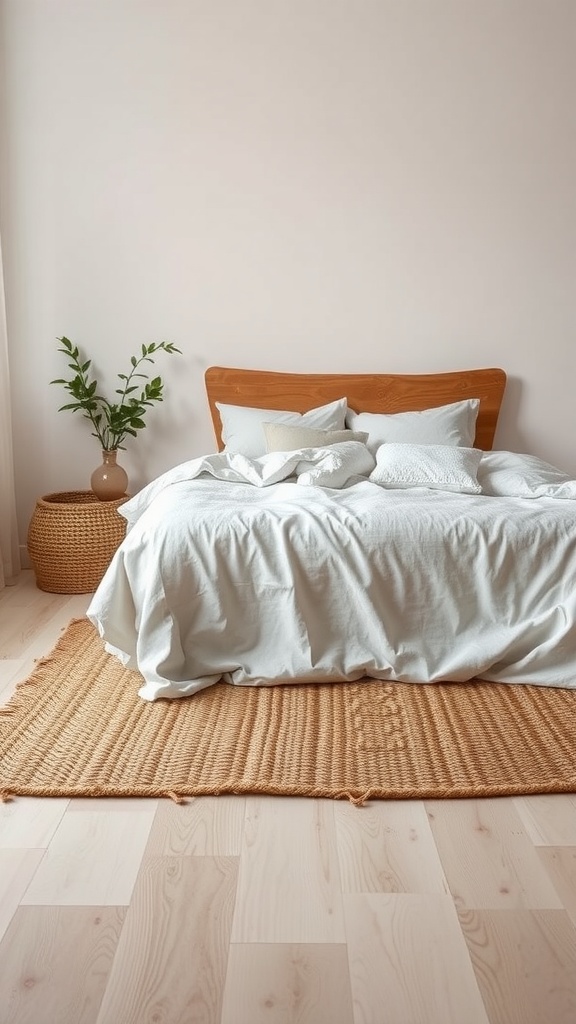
[{"x1": 27, "y1": 491, "x2": 129, "y2": 594}]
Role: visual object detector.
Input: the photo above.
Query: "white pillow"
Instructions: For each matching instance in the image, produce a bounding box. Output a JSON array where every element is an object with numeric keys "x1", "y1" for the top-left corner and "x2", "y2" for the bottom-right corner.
[
  {"x1": 478, "y1": 451, "x2": 576, "y2": 499},
  {"x1": 370, "y1": 442, "x2": 483, "y2": 493},
  {"x1": 216, "y1": 397, "x2": 347, "y2": 457},
  {"x1": 263, "y1": 421, "x2": 368, "y2": 453},
  {"x1": 346, "y1": 399, "x2": 480, "y2": 455}
]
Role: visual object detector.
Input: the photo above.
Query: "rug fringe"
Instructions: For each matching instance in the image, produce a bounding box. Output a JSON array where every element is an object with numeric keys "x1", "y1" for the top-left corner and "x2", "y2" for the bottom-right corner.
[
  {"x1": 166, "y1": 791, "x2": 188, "y2": 804},
  {"x1": 0, "y1": 790, "x2": 14, "y2": 803},
  {"x1": 334, "y1": 788, "x2": 376, "y2": 806},
  {"x1": 34, "y1": 655, "x2": 55, "y2": 669}
]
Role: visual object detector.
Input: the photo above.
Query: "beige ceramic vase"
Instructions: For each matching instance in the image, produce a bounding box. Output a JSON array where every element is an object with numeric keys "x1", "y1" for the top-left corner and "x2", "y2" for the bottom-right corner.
[{"x1": 90, "y1": 450, "x2": 128, "y2": 501}]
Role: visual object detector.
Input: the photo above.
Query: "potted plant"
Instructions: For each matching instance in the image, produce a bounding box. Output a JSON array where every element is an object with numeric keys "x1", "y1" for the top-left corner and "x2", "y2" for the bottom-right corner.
[{"x1": 51, "y1": 336, "x2": 182, "y2": 499}]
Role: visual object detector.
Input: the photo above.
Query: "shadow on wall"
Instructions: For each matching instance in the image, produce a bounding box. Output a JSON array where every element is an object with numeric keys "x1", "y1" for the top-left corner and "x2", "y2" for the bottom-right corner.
[{"x1": 494, "y1": 374, "x2": 525, "y2": 455}]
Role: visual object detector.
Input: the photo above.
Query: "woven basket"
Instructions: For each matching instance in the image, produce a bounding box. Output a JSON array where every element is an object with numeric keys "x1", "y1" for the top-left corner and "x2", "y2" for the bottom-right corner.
[{"x1": 27, "y1": 491, "x2": 129, "y2": 594}]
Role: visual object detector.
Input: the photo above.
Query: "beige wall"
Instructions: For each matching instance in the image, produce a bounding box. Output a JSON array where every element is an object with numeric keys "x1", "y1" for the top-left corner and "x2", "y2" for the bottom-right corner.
[{"x1": 1, "y1": 0, "x2": 575, "y2": 549}]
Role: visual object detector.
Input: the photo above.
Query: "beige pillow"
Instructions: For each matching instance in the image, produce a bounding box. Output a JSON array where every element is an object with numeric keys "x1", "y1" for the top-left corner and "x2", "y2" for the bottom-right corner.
[{"x1": 263, "y1": 421, "x2": 368, "y2": 453}]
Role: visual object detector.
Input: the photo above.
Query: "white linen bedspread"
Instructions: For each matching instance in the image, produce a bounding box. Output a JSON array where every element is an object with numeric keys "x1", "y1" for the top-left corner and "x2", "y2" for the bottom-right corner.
[{"x1": 87, "y1": 447, "x2": 576, "y2": 700}]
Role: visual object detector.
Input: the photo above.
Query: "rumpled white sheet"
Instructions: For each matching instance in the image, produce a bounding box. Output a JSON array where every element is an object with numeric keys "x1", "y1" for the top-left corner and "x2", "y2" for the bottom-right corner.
[
  {"x1": 87, "y1": 446, "x2": 576, "y2": 700},
  {"x1": 119, "y1": 442, "x2": 375, "y2": 528}
]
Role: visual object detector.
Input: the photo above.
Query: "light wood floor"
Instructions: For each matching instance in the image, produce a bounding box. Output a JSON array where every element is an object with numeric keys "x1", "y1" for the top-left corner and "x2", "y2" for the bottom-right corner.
[{"x1": 1, "y1": 571, "x2": 576, "y2": 1024}]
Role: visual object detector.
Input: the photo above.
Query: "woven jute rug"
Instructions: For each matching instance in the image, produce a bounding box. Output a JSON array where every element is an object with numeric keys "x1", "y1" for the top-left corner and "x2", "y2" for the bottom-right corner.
[{"x1": 1, "y1": 618, "x2": 575, "y2": 803}]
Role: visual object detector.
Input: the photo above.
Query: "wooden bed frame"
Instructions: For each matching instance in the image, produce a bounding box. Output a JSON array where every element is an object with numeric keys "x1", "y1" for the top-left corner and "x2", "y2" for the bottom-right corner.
[{"x1": 205, "y1": 365, "x2": 507, "y2": 452}]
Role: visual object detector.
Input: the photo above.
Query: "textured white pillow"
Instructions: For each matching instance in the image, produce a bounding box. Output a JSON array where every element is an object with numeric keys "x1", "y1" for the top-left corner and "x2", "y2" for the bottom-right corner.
[
  {"x1": 346, "y1": 399, "x2": 480, "y2": 455},
  {"x1": 478, "y1": 451, "x2": 576, "y2": 499},
  {"x1": 370, "y1": 442, "x2": 483, "y2": 493},
  {"x1": 263, "y1": 421, "x2": 368, "y2": 453},
  {"x1": 216, "y1": 398, "x2": 347, "y2": 457}
]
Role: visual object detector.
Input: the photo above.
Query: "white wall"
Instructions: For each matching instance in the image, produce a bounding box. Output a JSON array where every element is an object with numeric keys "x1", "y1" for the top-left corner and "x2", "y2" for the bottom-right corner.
[{"x1": 1, "y1": 0, "x2": 575, "y2": 549}]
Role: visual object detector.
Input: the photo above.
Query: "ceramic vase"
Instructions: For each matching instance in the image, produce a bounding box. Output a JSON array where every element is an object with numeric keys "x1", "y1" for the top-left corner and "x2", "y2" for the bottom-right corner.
[{"x1": 90, "y1": 450, "x2": 128, "y2": 501}]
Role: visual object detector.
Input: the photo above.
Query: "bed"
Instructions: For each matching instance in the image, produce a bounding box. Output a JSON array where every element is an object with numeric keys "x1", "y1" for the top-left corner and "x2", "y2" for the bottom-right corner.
[{"x1": 87, "y1": 365, "x2": 576, "y2": 701}]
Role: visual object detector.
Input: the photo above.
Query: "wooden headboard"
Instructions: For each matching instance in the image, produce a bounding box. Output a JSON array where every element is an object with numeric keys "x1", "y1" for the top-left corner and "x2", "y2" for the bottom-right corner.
[{"x1": 205, "y1": 366, "x2": 507, "y2": 452}]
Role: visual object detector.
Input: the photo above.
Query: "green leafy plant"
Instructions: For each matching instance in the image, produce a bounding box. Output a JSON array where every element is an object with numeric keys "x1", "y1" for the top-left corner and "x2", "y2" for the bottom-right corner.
[{"x1": 51, "y1": 336, "x2": 182, "y2": 451}]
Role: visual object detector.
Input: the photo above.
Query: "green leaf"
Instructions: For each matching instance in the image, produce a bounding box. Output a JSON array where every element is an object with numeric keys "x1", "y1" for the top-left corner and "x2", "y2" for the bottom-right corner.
[{"x1": 52, "y1": 335, "x2": 182, "y2": 449}]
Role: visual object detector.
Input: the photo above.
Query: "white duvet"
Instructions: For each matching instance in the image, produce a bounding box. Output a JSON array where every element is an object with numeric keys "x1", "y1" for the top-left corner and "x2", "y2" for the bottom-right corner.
[{"x1": 87, "y1": 443, "x2": 576, "y2": 700}]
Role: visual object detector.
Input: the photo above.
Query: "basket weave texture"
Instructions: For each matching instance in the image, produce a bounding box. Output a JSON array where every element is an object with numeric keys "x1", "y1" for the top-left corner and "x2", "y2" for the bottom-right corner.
[{"x1": 27, "y1": 491, "x2": 128, "y2": 594}]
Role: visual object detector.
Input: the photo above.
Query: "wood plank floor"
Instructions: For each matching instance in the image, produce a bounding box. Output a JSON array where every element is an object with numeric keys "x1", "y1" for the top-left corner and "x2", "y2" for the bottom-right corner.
[{"x1": 1, "y1": 571, "x2": 576, "y2": 1024}]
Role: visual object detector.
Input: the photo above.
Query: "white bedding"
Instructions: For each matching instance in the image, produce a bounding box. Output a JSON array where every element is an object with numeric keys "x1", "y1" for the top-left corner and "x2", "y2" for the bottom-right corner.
[{"x1": 87, "y1": 444, "x2": 576, "y2": 700}]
